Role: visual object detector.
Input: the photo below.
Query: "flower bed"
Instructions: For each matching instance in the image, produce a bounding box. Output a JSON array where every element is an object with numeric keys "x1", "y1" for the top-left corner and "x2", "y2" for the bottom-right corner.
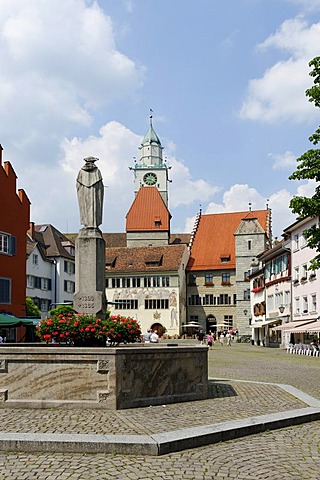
[{"x1": 36, "y1": 313, "x2": 141, "y2": 347}]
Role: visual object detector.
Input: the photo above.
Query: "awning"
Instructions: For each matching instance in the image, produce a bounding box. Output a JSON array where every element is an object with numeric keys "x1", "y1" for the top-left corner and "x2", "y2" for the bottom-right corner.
[
  {"x1": 272, "y1": 320, "x2": 316, "y2": 331},
  {"x1": 252, "y1": 319, "x2": 281, "y2": 329},
  {"x1": 182, "y1": 322, "x2": 200, "y2": 328},
  {"x1": 285, "y1": 320, "x2": 320, "y2": 333},
  {"x1": 0, "y1": 314, "x2": 40, "y2": 327},
  {"x1": 0, "y1": 313, "x2": 22, "y2": 326}
]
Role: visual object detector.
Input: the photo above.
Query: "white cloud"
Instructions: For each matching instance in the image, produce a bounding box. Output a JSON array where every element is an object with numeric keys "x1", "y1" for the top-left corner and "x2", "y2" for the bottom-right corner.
[
  {"x1": 22, "y1": 120, "x2": 219, "y2": 233},
  {"x1": 183, "y1": 184, "x2": 297, "y2": 239},
  {"x1": 269, "y1": 150, "x2": 297, "y2": 170},
  {"x1": 169, "y1": 158, "x2": 220, "y2": 208},
  {"x1": 0, "y1": 1, "x2": 144, "y2": 154},
  {"x1": 239, "y1": 18, "x2": 320, "y2": 123}
]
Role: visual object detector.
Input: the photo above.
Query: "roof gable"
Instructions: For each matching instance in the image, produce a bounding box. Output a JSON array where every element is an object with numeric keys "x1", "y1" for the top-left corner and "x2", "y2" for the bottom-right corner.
[
  {"x1": 126, "y1": 187, "x2": 171, "y2": 232},
  {"x1": 187, "y1": 210, "x2": 270, "y2": 271}
]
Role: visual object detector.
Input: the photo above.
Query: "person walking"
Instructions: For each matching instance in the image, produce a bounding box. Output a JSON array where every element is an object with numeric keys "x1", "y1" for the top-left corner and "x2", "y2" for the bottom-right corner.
[
  {"x1": 207, "y1": 333, "x2": 213, "y2": 349},
  {"x1": 226, "y1": 332, "x2": 232, "y2": 346},
  {"x1": 219, "y1": 332, "x2": 225, "y2": 346}
]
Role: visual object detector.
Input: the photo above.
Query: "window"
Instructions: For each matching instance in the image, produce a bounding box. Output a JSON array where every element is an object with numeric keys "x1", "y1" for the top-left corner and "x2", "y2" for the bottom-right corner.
[
  {"x1": 220, "y1": 256, "x2": 230, "y2": 263},
  {"x1": 294, "y1": 267, "x2": 299, "y2": 282},
  {"x1": 301, "y1": 264, "x2": 308, "y2": 281},
  {"x1": 244, "y1": 271, "x2": 250, "y2": 281},
  {"x1": 41, "y1": 278, "x2": 51, "y2": 291},
  {"x1": 310, "y1": 294, "x2": 317, "y2": 312},
  {"x1": 162, "y1": 276, "x2": 170, "y2": 287},
  {"x1": 244, "y1": 289, "x2": 250, "y2": 300},
  {"x1": 221, "y1": 273, "x2": 230, "y2": 284},
  {"x1": 295, "y1": 297, "x2": 300, "y2": 315},
  {"x1": 0, "y1": 277, "x2": 11, "y2": 303},
  {"x1": 27, "y1": 275, "x2": 34, "y2": 288},
  {"x1": 267, "y1": 294, "x2": 274, "y2": 311},
  {"x1": 275, "y1": 292, "x2": 283, "y2": 308},
  {"x1": 284, "y1": 290, "x2": 290, "y2": 307},
  {"x1": 122, "y1": 277, "x2": 130, "y2": 288},
  {"x1": 32, "y1": 254, "x2": 38, "y2": 265},
  {"x1": 153, "y1": 277, "x2": 160, "y2": 287},
  {"x1": 0, "y1": 232, "x2": 16, "y2": 255},
  {"x1": 205, "y1": 273, "x2": 213, "y2": 285},
  {"x1": 224, "y1": 315, "x2": 233, "y2": 329},
  {"x1": 64, "y1": 260, "x2": 75, "y2": 275},
  {"x1": 302, "y1": 296, "x2": 308, "y2": 313},
  {"x1": 248, "y1": 240, "x2": 252, "y2": 250},
  {"x1": 188, "y1": 274, "x2": 197, "y2": 286},
  {"x1": 132, "y1": 277, "x2": 141, "y2": 288},
  {"x1": 293, "y1": 234, "x2": 299, "y2": 250},
  {"x1": 145, "y1": 299, "x2": 169, "y2": 309},
  {"x1": 34, "y1": 276, "x2": 41, "y2": 289},
  {"x1": 40, "y1": 299, "x2": 50, "y2": 311},
  {"x1": 64, "y1": 280, "x2": 75, "y2": 293},
  {"x1": 203, "y1": 294, "x2": 214, "y2": 305},
  {"x1": 115, "y1": 299, "x2": 138, "y2": 310},
  {"x1": 112, "y1": 278, "x2": 121, "y2": 288},
  {"x1": 144, "y1": 277, "x2": 152, "y2": 288},
  {"x1": 219, "y1": 294, "x2": 231, "y2": 305},
  {"x1": 188, "y1": 295, "x2": 202, "y2": 306}
]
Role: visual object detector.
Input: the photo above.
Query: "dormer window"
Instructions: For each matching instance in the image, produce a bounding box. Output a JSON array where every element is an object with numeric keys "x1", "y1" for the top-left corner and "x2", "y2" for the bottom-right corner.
[
  {"x1": 220, "y1": 255, "x2": 230, "y2": 263},
  {"x1": 145, "y1": 254, "x2": 163, "y2": 267}
]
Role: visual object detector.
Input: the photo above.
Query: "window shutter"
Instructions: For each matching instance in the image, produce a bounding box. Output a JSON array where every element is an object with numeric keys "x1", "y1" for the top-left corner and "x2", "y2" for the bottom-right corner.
[
  {"x1": 48, "y1": 279, "x2": 52, "y2": 291},
  {"x1": 9, "y1": 235, "x2": 17, "y2": 255}
]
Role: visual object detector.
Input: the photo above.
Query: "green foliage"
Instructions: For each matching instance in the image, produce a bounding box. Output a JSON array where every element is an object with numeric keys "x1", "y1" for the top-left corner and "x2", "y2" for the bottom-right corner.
[
  {"x1": 289, "y1": 57, "x2": 320, "y2": 269},
  {"x1": 25, "y1": 297, "x2": 41, "y2": 318},
  {"x1": 48, "y1": 304, "x2": 75, "y2": 317}
]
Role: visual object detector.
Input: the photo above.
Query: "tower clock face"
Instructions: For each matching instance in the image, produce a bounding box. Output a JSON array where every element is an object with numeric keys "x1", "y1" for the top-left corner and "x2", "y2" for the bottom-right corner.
[{"x1": 143, "y1": 172, "x2": 157, "y2": 186}]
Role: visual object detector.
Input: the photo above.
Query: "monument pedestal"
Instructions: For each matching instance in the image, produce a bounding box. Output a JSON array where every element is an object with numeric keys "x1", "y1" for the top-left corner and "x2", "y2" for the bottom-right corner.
[{"x1": 74, "y1": 227, "x2": 106, "y2": 318}]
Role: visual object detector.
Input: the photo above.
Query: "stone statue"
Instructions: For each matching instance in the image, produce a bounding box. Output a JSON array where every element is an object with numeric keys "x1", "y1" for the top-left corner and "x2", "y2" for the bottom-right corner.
[{"x1": 76, "y1": 156, "x2": 104, "y2": 228}]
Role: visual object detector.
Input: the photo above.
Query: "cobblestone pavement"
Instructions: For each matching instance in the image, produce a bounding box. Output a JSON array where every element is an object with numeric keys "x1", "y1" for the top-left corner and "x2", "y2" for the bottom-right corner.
[{"x1": 1, "y1": 343, "x2": 320, "y2": 479}]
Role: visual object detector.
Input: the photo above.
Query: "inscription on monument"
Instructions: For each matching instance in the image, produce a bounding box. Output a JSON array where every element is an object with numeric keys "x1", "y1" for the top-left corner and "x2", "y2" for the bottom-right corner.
[{"x1": 73, "y1": 291, "x2": 103, "y2": 315}]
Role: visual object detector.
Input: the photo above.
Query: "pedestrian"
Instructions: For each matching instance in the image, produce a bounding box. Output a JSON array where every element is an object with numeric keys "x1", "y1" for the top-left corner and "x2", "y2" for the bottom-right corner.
[
  {"x1": 197, "y1": 329, "x2": 205, "y2": 344},
  {"x1": 207, "y1": 333, "x2": 213, "y2": 349},
  {"x1": 0, "y1": 334, "x2": 3, "y2": 344},
  {"x1": 219, "y1": 332, "x2": 225, "y2": 346},
  {"x1": 226, "y1": 332, "x2": 232, "y2": 346},
  {"x1": 150, "y1": 330, "x2": 159, "y2": 343},
  {"x1": 143, "y1": 328, "x2": 152, "y2": 343}
]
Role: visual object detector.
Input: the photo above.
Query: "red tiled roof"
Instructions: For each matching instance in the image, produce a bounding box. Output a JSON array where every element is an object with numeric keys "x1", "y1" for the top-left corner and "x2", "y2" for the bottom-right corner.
[
  {"x1": 126, "y1": 187, "x2": 171, "y2": 231},
  {"x1": 187, "y1": 210, "x2": 269, "y2": 271}
]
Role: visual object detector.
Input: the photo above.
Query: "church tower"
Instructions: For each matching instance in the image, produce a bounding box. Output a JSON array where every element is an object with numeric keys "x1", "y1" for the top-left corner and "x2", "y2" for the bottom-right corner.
[{"x1": 131, "y1": 114, "x2": 170, "y2": 206}]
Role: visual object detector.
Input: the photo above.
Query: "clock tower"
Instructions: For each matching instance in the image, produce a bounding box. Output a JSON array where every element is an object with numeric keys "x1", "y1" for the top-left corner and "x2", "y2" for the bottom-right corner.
[{"x1": 130, "y1": 115, "x2": 170, "y2": 206}]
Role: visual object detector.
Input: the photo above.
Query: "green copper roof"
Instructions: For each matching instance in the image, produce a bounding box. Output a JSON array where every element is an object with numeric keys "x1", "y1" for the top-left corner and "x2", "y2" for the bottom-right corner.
[{"x1": 141, "y1": 117, "x2": 162, "y2": 146}]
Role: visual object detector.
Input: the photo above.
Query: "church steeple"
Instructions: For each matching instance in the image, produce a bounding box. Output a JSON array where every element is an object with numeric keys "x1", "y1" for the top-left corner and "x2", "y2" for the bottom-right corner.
[
  {"x1": 130, "y1": 113, "x2": 170, "y2": 207},
  {"x1": 139, "y1": 114, "x2": 164, "y2": 167}
]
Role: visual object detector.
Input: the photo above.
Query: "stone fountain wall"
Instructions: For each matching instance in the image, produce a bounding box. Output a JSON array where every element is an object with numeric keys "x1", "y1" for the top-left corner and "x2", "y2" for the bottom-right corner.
[{"x1": 0, "y1": 345, "x2": 208, "y2": 410}]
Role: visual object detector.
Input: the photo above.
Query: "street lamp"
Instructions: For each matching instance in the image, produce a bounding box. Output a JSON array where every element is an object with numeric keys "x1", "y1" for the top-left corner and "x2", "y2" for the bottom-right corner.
[{"x1": 279, "y1": 305, "x2": 285, "y2": 314}]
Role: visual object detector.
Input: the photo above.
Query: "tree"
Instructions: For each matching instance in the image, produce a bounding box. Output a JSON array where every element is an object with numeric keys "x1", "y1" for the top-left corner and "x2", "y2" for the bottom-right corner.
[
  {"x1": 289, "y1": 56, "x2": 320, "y2": 270},
  {"x1": 49, "y1": 304, "x2": 75, "y2": 317},
  {"x1": 25, "y1": 297, "x2": 41, "y2": 318}
]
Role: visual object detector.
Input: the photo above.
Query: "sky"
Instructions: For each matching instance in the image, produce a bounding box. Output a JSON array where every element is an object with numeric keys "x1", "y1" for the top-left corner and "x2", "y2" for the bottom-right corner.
[{"x1": 1, "y1": 0, "x2": 320, "y2": 239}]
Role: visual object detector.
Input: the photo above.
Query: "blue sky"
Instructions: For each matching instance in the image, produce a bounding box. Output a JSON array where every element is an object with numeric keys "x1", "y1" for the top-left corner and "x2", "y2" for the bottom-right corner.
[{"x1": 1, "y1": 0, "x2": 320, "y2": 238}]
